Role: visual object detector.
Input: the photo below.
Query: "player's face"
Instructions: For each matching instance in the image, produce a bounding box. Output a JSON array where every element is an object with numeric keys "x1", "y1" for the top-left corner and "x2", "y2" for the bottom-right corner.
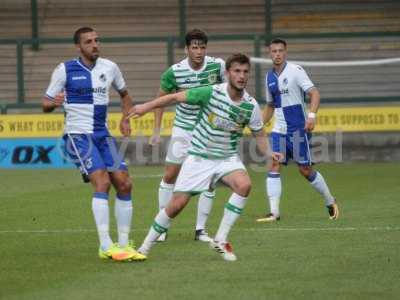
[
  {"x1": 77, "y1": 31, "x2": 100, "y2": 63},
  {"x1": 226, "y1": 62, "x2": 250, "y2": 92},
  {"x1": 269, "y1": 43, "x2": 287, "y2": 66},
  {"x1": 186, "y1": 40, "x2": 207, "y2": 67}
]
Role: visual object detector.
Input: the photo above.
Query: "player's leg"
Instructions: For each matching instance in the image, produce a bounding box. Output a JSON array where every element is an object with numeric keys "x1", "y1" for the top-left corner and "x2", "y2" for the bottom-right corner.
[
  {"x1": 257, "y1": 132, "x2": 285, "y2": 222},
  {"x1": 194, "y1": 189, "x2": 215, "y2": 242},
  {"x1": 63, "y1": 134, "x2": 120, "y2": 259},
  {"x1": 298, "y1": 165, "x2": 339, "y2": 219},
  {"x1": 89, "y1": 169, "x2": 114, "y2": 254},
  {"x1": 295, "y1": 131, "x2": 339, "y2": 219},
  {"x1": 210, "y1": 158, "x2": 249, "y2": 261},
  {"x1": 160, "y1": 127, "x2": 190, "y2": 211},
  {"x1": 109, "y1": 170, "x2": 132, "y2": 247},
  {"x1": 159, "y1": 163, "x2": 181, "y2": 211},
  {"x1": 97, "y1": 134, "x2": 145, "y2": 260},
  {"x1": 158, "y1": 127, "x2": 192, "y2": 241},
  {"x1": 138, "y1": 192, "x2": 191, "y2": 256},
  {"x1": 138, "y1": 155, "x2": 215, "y2": 256}
]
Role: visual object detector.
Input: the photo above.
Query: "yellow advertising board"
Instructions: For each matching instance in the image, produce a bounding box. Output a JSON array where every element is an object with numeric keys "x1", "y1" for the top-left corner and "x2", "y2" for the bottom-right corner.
[{"x1": 0, "y1": 106, "x2": 399, "y2": 138}]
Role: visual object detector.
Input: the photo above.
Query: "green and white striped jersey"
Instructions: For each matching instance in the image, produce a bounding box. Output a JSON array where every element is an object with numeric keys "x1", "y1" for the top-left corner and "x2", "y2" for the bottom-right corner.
[
  {"x1": 160, "y1": 56, "x2": 225, "y2": 131},
  {"x1": 185, "y1": 83, "x2": 264, "y2": 159}
]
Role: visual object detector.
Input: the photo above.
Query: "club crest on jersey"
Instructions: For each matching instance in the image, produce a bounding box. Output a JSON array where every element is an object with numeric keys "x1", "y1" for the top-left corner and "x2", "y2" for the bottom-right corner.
[
  {"x1": 235, "y1": 111, "x2": 247, "y2": 124},
  {"x1": 282, "y1": 78, "x2": 288, "y2": 87},
  {"x1": 208, "y1": 73, "x2": 217, "y2": 84},
  {"x1": 99, "y1": 73, "x2": 107, "y2": 82}
]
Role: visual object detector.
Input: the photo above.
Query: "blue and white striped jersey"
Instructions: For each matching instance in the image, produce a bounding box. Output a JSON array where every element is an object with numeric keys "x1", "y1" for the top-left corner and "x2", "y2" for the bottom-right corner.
[
  {"x1": 45, "y1": 57, "x2": 126, "y2": 134},
  {"x1": 265, "y1": 62, "x2": 315, "y2": 134}
]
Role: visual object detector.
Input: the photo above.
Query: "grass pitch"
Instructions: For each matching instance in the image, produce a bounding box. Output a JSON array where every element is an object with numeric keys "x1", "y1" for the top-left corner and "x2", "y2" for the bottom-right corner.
[{"x1": 0, "y1": 163, "x2": 399, "y2": 300}]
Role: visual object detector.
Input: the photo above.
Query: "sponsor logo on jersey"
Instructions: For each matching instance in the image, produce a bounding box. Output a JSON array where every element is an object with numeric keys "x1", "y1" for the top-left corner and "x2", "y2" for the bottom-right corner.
[
  {"x1": 280, "y1": 88, "x2": 289, "y2": 95},
  {"x1": 99, "y1": 73, "x2": 107, "y2": 82},
  {"x1": 208, "y1": 113, "x2": 241, "y2": 132},
  {"x1": 72, "y1": 76, "x2": 88, "y2": 80},
  {"x1": 71, "y1": 87, "x2": 107, "y2": 95}
]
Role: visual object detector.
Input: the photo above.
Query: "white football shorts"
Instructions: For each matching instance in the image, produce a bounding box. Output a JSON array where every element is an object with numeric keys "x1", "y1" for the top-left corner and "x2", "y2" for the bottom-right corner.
[{"x1": 174, "y1": 154, "x2": 246, "y2": 194}]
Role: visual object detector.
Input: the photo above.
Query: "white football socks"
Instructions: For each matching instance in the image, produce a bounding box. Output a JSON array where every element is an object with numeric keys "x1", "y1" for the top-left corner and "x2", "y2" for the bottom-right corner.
[
  {"x1": 308, "y1": 171, "x2": 335, "y2": 206},
  {"x1": 158, "y1": 179, "x2": 174, "y2": 211},
  {"x1": 115, "y1": 195, "x2": 132, "y2": 247},
  {"x1": 214, "y1": 193, "x2": 247, "y2": 243},
  {"x1": 196, "y1": 190, "x2": 215, "y2": 230},
  {"x1": 139, "y1": 209, "x2": 171, "y2": 255},
  {"x1": 92, "y1": 192, "x2": 113, "y2": 251},
  {"x1": 266, "y1": 172, "x2": 282, "y2": 217}
]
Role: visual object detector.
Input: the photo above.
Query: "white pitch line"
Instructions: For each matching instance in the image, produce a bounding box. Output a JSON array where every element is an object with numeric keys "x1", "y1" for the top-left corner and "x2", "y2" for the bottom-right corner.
[
  {"x1": 134, "y1": 174, "x2": 163, "y2": 178},
  {"x1": 0, "y1": 227, "x2": 399, "y2": 234}
]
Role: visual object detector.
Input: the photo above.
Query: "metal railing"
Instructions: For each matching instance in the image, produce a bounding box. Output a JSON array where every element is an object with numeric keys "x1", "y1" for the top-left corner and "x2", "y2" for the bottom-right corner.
[{"x1": 1, "y1": 31, "x2": 400, "y2": 113}]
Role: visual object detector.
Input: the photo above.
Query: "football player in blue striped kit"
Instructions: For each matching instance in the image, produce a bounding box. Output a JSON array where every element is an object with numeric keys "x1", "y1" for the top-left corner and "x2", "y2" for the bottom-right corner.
[
  {"x1": 42, "y1": 27, "x2": 146, "y2": 261},
  {"x1": 257, "y1": 38, "x2": 339, "y2": 222}
]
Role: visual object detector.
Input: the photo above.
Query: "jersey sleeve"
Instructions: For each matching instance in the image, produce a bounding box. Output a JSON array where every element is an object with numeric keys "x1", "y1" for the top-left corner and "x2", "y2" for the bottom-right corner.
[
  {"x1": 265, "y1": 72, "x2": 273, "y2": 105},
  {"x1": 45, "y1": 63, "x2": 66, "y2": 100},
  {"x1": 160, "y1": 67, "x2": 177, "y2": 93},
  {"x1": 185, "y1": 86, "x2": 213, "y2": 106},
  {"x1": 295, "y1": 65, "x2": 314, "y2": 92},
  {"x1": 111, "y1": 63, "x2": 127, "y2": 92},
  {"x1": 248, "y1": 102, "x2": 264, "y2": 132}
]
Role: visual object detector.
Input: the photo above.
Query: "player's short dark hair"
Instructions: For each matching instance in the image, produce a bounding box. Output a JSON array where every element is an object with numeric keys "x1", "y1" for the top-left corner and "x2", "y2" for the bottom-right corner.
[
  {"x1": 225, "y1": 53, "x2": 251, "y2": 70},
  {"x1": 185, "y1": 29, "x2": 208, "y2": 46},
  {"x1": 73, "y1": 27, "x2": 95, "y2": 44},
  {"x1": 267, "y1": 38, "x2": 287, "y2": 48}
]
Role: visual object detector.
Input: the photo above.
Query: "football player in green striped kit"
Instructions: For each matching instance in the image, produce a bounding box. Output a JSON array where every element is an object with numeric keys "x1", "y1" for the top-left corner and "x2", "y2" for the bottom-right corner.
[
  {"x1": 128, "y1": 53, "x2": 273, "y2": 261},
  {"x1": 149, "y1": 29, "x2": 226, "y2": 242}
]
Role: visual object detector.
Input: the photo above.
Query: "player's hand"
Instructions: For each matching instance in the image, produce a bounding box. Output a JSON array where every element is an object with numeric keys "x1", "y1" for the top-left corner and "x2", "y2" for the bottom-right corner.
[
  {"x1": 271, "y1": 152, "x2": 284, "y2": 162},
  {"x1": 304, "y1": 115, "x2": 316, "y2": 132},
  {"x1": 120, "y1": 118, "x2": 131, "y2": 137},
  {"x1": 54, "y1": 92, "x2": 64, "y2": 107},
  {"x1": 126, "y1": 103, "x2": 150, "y2": 119},
  {"x1": 149, "y1": 129, "x2": 161, "y2": 145}
]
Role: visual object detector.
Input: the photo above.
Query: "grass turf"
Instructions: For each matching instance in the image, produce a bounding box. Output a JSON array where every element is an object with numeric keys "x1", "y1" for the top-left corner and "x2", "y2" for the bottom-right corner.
[{"x1": 0, "y1": 163, "x2": 399, "y2": 300}]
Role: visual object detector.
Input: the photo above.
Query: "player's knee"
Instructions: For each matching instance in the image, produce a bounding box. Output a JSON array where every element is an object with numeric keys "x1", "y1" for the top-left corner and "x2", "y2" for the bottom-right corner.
[
  {"x1": 299, "y1": 166, "x2": 312, "y2": 178},
  {"x1": 236, "y1": 181, "x2": 252, "y2": 197},
  {"x1": 117, "y1": 179, "x2": 132, "y2": 195},
  {"x1": 95, "y1": 175, "x2": 111, "y2": 192},
  {"x1": 163, "y1": 172, "x2": 178, "y2": 184}
]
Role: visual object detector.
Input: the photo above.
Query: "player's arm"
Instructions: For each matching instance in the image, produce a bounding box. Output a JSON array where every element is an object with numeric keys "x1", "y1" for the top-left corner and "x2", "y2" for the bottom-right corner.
[
  {"x1": 148, "y1": 67, "x2": 178, "y2": 143},
  {"x1": 119, "y1": 89, "x2": 134, "y2": 136},
  {"x1": 262, "y1": 104, "x2": 275, "y2": 124},
  {"x1": 250, "y1": 104, "x2": 282, "y2": 163},
  {"x1": 253, "y1": 129, "x2": 268, "y2": 157},
  {"x1": 149, "y1": 89, "x2": 169, "y2": 145},
  {"x1": 43, "y1": 63, "x2": 66, "y2": 113},
  {"x1": 296, "y1": 65, "x2": 320, "y2": 132},
  {"x1": 263, "y1": 79, "x2": 275, "y2": 124},
  {"x1": 304, "y1": 87, "x2": 320, "y2": 132},
  {"x1": 127, "y1": 91, "x2": 187, "y2": 119},
  {"x1": 42, "y1": 93, "x2": 64, "y2": 113},
  {"x1": 127, "y1": 86, "x2": 212, "y2": 119}
]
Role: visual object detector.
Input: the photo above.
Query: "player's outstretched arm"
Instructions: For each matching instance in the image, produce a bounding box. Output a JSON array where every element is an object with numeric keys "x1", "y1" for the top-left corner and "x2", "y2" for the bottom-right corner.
[
  {"x1": 305, "y1": 87, "x2": 320, "y2": 132},
  {"x1": 149, "y1": 89, "x2": 169, "y2": 145},
  {"x1": 126, "y1": 91, "x2": 186, "y2": 119},
  {"x1": 42, "y1": 93, "x2": 64, "y2": 113}
]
